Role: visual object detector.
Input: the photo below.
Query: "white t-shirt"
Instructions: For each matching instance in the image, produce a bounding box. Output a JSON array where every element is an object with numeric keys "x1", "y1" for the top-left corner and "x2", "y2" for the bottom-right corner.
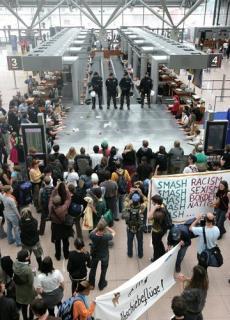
[
  {"x1": 191, "y1": 226, "x2": 220, "y2": 254},
  {"x1": 183, "y1": 164, "x2": 198, "y2": 174},
  {"x1": 36, "y1": 269, "x2": 64, "y2": 293},
  {"x1": 63, "y1": 171, "x2": 79, "y2": 186},
  {"x1": 90, "y1": 153, "x2": 103, "y2": 169}
]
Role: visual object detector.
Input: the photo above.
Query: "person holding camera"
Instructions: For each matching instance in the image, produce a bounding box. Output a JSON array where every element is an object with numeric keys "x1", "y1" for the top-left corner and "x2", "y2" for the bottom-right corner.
[
  {"x1": 123, "y1": 193, "x2": 146, "y2": 259},
  {"x1": 189, "y1": 213, "x2": 220, "y2": 267}
]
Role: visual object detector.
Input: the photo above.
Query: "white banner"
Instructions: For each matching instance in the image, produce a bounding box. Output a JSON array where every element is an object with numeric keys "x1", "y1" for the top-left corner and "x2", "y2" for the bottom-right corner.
[
  {"x1": 95, "y1": 245, "x2": 180, "y2": 320},
  {"x1": 149, "y1": 170, "x2": 230, "y2": 223}
]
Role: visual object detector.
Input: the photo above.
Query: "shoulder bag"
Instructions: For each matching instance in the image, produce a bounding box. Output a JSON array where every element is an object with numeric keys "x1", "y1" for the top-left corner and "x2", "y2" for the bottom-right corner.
[{"x1": 198, "y1": 227, "x2": 223, "y2": 268}]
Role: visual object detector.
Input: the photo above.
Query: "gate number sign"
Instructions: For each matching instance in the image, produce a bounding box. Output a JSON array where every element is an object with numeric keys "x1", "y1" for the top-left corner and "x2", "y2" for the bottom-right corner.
[
  {"x1": 7, "y1": 56, "x2": 23, "y2": 70},
  {"x1": 208, "y1": 54, "x2": 222, "y2": 68}
]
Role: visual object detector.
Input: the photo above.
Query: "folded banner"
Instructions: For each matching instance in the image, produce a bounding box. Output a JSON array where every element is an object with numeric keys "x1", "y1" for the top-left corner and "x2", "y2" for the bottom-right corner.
[
  {"x1": 149, "y1": 170, "x2": 230, "y2": 223},
  {"x1": 95, "y1": 245, "x2": 180, "y2": 320}
]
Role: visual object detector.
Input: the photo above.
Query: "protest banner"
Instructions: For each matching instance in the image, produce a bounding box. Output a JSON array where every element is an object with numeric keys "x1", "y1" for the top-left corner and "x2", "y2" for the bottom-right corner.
[
  {"x1": 95, "y1": 245, "x2": 180, "y2": 320},
  {"x1": 149, "y1": 170, "x2": 230, "y2": 223}
]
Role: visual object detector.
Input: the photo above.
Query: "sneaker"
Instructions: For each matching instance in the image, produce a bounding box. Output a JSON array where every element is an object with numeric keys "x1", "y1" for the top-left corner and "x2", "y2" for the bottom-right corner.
[
  {"x1": 99, "y1": 106, "x2": 103, "y2": 110},
  {"x1": 114, "y1": 218, "x2": 119, "y2": 221},
  {"x1": 55, "y1": 254, "x2": 61, "y2": 261}
]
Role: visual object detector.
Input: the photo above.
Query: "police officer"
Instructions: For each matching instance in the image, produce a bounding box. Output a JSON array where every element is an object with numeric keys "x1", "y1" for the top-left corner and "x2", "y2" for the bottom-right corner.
[
  {"x1": 91, "y1": 72, "x2": 103, "y2": 110},
  {"x1": 123, "y1": 193, "x2": 145, "y2": 258},
  {"x1": 139, "y1": 73, "x2": 153, "y2": 109},
  {"x1": 119, "y1": 72, "x2": 132, "y2": 110},
  {"x1": 105, "y1": 72, "x2": 118, "y2": 110}
]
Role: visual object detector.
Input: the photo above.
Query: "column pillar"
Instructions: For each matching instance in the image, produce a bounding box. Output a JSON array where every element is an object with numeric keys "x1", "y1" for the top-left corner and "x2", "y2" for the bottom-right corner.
[
  {"x1": 140, "y1": 53, "x2": 147, "y2": 79},
  {"x1": 133, "y1": 51, "x2": 139, "y2": 78},
  {"x1": 71, "y1": 58, "x2": 80, "y2": 104},
  {"x1": 128, "y1": 43, "x2": 132, "y2": 66}
]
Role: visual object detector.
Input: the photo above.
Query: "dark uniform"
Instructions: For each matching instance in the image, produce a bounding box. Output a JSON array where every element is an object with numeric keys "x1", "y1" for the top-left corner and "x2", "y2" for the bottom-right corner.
[
  {"x1": 119, "y1": 74, "x2": 132, "y2": 110},
  {"x1": 139, "y1": 74, "x2": 153, "y2": 108},
  {"x1": 91, "y1": 73, "x2": 103, "y2": 110},
  {"x1": 105, "y1": 76, "x2": 118, "y2": 109}
]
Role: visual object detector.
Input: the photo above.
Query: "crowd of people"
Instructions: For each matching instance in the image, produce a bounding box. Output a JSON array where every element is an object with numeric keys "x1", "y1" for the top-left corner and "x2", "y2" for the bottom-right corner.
[{"x1": 0, "y1": 88, "x2": 230, "y2": 320}]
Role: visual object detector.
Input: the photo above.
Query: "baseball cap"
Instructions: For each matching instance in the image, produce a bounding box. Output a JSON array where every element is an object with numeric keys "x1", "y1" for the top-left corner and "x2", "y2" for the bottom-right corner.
[{"x1": 132, "y1": 193, "x2": 141, "y2": 202}]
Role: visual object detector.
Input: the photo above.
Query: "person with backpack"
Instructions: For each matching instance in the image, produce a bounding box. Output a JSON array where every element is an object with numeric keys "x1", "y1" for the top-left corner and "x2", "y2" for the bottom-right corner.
[
  {"x1": 74, "y1": 147, "x2": 92, "y2": 176},
  {"x1": 38, "y1": 176, "x2": 54, "y2": 236},
  {"x1": 50, "y1": 145, "x2": 68, "y2": 172},
  {"x1": 91, "y1": 71, "x2": 103, "y2": 110},
  {"x1": 67, "y1": 184, "x2": 84, "y2": 239},
  {"x1": 13, "y1": 249, "x2": 36, "y2": 320},
  {"x1": 123, "y1": 193, "x2": 145, "y2": 258},
  {"x1": 67, "y1": 238, "x2": 91, "y2": 294},
  {"x1": 111, "y1": 161, "x2": 130, "y2": 215},
  {"x1": 19, "y1": 208, "x2": 43, "y2": 270}
]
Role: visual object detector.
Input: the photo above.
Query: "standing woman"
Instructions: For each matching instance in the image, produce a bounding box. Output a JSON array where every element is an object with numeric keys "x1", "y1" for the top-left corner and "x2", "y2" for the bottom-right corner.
[
  {"x1": 9, "y1": 132, "x2": 19, "y2": 165},
  {"x1": 36, "y1": 256, "x2": 64, "y2": 316},
  {"x1": 67, "y1": 238, "x2": 91, "y2": 294},
  {"x1": 148, "y1": 203, "x2": 168, "y2": 262},
  {"x1": 155, "y1": 145, "x2": 168, "y2": 175},
  {"x1": 29, "y1": 159, "x2": 43, "y2": 211},
  {"x1": 19, "y1": 208, "x2": 43, "y2": 270},
  {"x1": 181, "y1": 265, "x2": 208, "y2": 320},
  {"x1": 49, "y1": 182, "x2": 72, "y2": 260},
  {"x1": 214, "y1": 180, "x2": 230, "y2": 239},
  {"x1": 66, "y1": 147, "x2": 77, "y2": 168},
  {"x1": 122, "y1": 144, "x2": 136, "y2": 177},
  {"x1": 0, "y1": 164, "x2": 12, "y2": 185}
]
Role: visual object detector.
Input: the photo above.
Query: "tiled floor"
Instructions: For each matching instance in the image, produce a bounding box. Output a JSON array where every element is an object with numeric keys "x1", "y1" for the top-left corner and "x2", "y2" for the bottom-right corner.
[{"x1": 1, "y1": 44, "x2": 230, "y2": 319}]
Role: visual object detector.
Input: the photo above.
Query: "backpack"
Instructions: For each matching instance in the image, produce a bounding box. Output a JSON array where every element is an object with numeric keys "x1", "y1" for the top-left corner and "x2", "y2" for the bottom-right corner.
[
  {"x1": 117, "y1": 171, "x2": 128, "y2": 194},
  {"x1": 76, "y1": 158, "x2": 90, "y2": 176},
  {"x1": 58, "y1": 294, "x2": 86, "y2": 320},
  {"x1": 68, "y1": 201, "x2": 82, "y2": 218},
  {"x1": 40, "y1": 186, "x2": 54, "y2": 212},
  {"x1": 19, "y1": 181, "x2": 33, "y2": 206},
  {"x1": 126, "y1": 206, "x2": 143, "y2": 233},
  {"x1": 52, "y1": 159, "x2": 63, "y2": 180}
]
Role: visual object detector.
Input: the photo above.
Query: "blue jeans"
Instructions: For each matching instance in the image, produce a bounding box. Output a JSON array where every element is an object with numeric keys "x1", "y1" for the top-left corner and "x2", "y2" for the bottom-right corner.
[
  {"x1": 175, "y1": 245, "x2": 189, "y2": 273},
  {"x1": 117, "y1": 194, "x2": 125, "y2": 213},
  {"x1": 6, "y1": 215, "x2": 21, "y2": 245},
  {"x1": 127, "y1": 228, "x2": 143, "y2": 258}
]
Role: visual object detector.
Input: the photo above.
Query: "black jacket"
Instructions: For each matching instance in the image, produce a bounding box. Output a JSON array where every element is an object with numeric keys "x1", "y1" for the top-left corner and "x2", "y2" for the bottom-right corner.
[
  {"x1": 136, "y1": 147, "x2": 153, "y2": 164},
  {"x1": 119, "y1": 77, "x2": 132, "y2": 92},
  {"x1": 19, "y1": 217, "x2": 39, "y2": 246},
  {"x1": 91, "y1": 75, "x2": 103, "y2": 93},
  {"x1": 105, "y1": 77, "x2": 118, "y2": 94},
  {"x1": 67, "y1": 251, "x2": 90, "y2": 279},
  {"x1": 0, "y1": 295, "x2": 19, "y2": 320},
  {"x1": 139, "y1": 76, "x2": 153, "y2": 93}
]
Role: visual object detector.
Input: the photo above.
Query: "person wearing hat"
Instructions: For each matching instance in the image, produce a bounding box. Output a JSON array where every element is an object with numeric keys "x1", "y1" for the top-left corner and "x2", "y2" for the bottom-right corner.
[
  {"x1": 123, "y1": 192, "x2": 146, "y2": 258},
  {"x1": 0, "y1": 185, "x2": 21, "y2": 246},
  {"x1": 183, "y1": 154, "x2": 198, "y2": 174},
  {"x1": 72, "y1": 280, "x2": 96, "y2": 320},
  {"x1": 105, "y1": 72, "x2": 118, "y2": 110},
  {"x1": 13, "y1": 249, "x2": 36, "y2": 320},
  {"x1": 139, "y1": 72, "x2": 153, "y2": 109},
  {"x1": 119, "y1": 71, "x2": 133, "y2": 110},
  {"x1": 91, "y1": 71, "x2": 103, "y2": 110},
  {"x1": 99, "y1": 140, "x2": 111, "y2": 157}
]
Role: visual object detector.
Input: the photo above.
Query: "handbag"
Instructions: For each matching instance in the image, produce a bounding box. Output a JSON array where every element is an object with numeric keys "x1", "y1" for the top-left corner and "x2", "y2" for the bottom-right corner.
[
  {"x1": 52, "y1": 206, "x2": 74, "y2": 227},
  {"x1": 198, "y1": 227, "x2": 223, "y2": 268}
]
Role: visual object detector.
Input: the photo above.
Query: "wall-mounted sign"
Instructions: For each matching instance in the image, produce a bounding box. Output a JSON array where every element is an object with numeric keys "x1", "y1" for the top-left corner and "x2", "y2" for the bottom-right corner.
[
  {"x1": 208, "y1": 54, "x2": 222, "y2": 68},
  {"x1": 7, "y1": 56, "x2": 23, "y2": 70}
]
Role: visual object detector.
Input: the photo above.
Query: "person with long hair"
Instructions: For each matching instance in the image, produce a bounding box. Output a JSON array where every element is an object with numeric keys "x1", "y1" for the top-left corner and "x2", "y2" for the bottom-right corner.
[
  {"x1": 181, "y1": 265, "x2": 209, "y2": 320},
  {"x1": 49, "y1": 182, "x2": 72, "y2": 260},
  {"x1": 67, "y1": 238, "x2": 91, "y2": 294},
  {"x1": 36, "y1": 256, "x2": 64, "y2": 316},
  {"x1": 214, "y1": 180, "x2": 230, "y2": 239},
  {"x1": 122, "y1": 144, "x2": 136, "y2": 177},
  {"x1": 66, "y1": 147, "x2": 77, "y2": 168}
]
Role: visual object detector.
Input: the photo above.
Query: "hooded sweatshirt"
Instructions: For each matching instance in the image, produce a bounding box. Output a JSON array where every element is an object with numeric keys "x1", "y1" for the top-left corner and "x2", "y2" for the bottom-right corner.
[
  {"x1": 19, "y1": 217, "x2": 39, "y2": 246},
  {"x1": 13, "y1": 260, "x2": 35, "y2": 304}
]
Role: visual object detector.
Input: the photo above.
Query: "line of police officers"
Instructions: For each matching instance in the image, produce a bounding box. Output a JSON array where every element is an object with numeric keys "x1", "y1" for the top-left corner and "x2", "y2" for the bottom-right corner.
[{"x1": 90, "y1": 71, "x2": 153, "y2": 110}]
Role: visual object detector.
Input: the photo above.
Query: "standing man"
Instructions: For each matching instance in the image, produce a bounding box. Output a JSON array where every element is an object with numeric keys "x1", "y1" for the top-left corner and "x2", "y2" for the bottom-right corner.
[
  {"x1": 189, "y1": 212, "x2": 220, "y2": 268},
  {"x1": 139, "y1": 73, "x2": 153, "y2": 109},
  {"x1": 89, "y1": 223, "x2": 115, "y2": 290},
  {"x1": 91, "y1": 72, "x2": 103, "y2": 110},
  {"x1": 105, "y1": 72, "x2": 118, "y2": 110},
  {"x1": 119, "y1": 71, "x2": 132, "y2": 110},
  {"x1": 123, "y1": 193, "x2": 145, "y2": 258}
]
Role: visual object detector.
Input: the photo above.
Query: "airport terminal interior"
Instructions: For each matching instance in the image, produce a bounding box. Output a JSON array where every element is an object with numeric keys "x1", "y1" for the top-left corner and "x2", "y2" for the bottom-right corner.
[{"x1": 0, "y1": 0, "x2": 230, "y2": 319}]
